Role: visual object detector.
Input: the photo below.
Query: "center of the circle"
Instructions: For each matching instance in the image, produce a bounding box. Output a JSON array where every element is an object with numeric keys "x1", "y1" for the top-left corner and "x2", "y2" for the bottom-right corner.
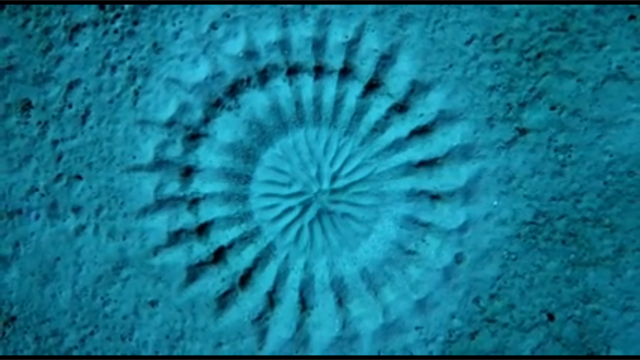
[
  {"x1": 312, "y1": 187, "x2": 331, "y2": 209},
  {"x1": 250, "y1": 127, "x2": 382, "y2": 252}
]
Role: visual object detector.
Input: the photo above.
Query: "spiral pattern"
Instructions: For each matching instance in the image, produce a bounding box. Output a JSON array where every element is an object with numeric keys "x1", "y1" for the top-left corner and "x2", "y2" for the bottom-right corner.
[{"x1": 128, "y1": 8, "x2": 477, "y2": 355}]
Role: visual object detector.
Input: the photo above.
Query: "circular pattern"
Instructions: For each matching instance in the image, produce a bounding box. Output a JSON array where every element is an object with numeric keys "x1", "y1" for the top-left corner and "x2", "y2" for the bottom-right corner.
[
  {"x1": 250, "y1": 128, "x2": 381, "y2": 254},
  {"x1": 130, "y1": 10, "x2": 480, "y2": 355}
]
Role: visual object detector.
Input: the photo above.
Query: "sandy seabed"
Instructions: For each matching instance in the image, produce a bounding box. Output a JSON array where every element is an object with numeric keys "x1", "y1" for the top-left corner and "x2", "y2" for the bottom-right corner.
[{"x1": 1, "y1": 4, "x2": 639, "y2": 356}]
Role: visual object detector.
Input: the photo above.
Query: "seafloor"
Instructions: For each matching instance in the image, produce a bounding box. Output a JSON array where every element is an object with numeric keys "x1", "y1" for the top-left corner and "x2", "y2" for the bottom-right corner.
[{"x1": 1, "y1": 4, "x2": 639, "y2": 356}]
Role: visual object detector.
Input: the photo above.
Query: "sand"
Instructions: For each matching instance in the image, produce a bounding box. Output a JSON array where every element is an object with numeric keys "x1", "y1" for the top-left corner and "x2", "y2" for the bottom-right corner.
[{"x1": 1, "y1": 4, "x2": 639, "y2": 355}]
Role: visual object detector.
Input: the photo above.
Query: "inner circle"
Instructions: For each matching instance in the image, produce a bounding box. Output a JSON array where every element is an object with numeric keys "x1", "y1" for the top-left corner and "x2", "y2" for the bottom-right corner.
[{"x1": 249, "y1": 128, "x2": 382, "y2": 253}]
